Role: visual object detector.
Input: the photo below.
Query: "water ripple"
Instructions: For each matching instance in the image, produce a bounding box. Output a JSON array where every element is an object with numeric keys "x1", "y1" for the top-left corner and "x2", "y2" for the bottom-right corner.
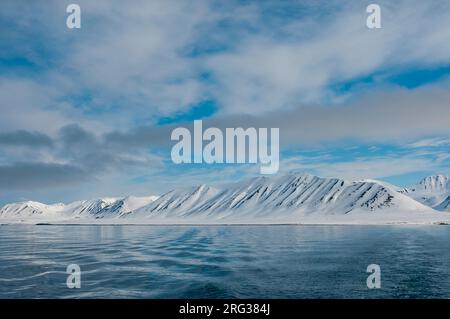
[{"x1": 0, "y1": 224, "x2": 450, "y2": 298}]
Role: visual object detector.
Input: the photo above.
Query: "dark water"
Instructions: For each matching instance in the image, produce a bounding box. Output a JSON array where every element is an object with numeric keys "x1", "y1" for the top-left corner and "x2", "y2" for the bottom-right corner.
[{"x1": 0, "y1": 224, "x2": 449, "y2": 299}]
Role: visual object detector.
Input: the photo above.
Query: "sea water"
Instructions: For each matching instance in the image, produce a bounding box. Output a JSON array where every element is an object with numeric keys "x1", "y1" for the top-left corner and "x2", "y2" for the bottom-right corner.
[{"x1": 0, "y1": 224, "x2": 449, "y2": 298}]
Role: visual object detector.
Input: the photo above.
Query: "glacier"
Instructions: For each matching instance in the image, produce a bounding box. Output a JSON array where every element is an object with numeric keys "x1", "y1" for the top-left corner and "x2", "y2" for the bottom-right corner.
[{"x1": 1, "y1": 173, "x2": 450, "y2": 225}]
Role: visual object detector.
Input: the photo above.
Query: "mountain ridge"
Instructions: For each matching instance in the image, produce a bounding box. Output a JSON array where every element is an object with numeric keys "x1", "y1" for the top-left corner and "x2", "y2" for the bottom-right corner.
[{"x1": 1, "y1": 173, "x2": 449, "y2": 224}]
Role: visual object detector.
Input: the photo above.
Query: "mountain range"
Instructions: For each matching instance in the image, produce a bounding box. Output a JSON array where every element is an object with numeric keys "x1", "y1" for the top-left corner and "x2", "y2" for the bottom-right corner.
[{"x1": 1, "y1": 173, "x2": 449, "y2": 224}]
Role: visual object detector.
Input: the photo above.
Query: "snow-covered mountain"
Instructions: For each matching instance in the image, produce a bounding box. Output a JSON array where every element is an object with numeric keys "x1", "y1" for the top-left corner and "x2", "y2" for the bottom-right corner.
[
  {"x1": 0, "y1": 201, "x2": 65, "y2": 219},
  {"x1": 2, "y1": 173, "x2": 447, "y2": 224},
  {"x1": 130, "y1": 173, "x2": 437, "y2": 223},
  {"x1": 65, "y1": 198, "x2": 119, "y2": 218},
  {"x1": 0, "y1": 195, "x2": 158, "y2": 221},
  {"x1": 400, "y1": 174, "x2": 450, "y2": 211},
  {"x1": 436, "y1": 195, "x2": 450, "y2": 211},
  {"x1": 96, "y1": 196, "x2": 159, "y2": 218}
]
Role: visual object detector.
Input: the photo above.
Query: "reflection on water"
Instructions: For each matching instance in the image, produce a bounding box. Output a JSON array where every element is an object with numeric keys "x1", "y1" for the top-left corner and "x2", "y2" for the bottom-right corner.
[{"x1": 0, "y1": 224, "x2": 449, "y2": 298}]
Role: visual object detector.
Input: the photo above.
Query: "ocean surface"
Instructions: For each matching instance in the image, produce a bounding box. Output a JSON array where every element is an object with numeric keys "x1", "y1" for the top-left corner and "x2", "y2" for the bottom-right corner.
[{"x1": 0, "y1": 224, "x2": 449, "y2": 298}]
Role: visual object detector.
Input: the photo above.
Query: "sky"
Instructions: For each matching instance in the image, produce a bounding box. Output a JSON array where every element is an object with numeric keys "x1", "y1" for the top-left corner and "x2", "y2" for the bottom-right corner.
[{"x1": 0, "y1": 0, "x2": 450, "y2": 205}]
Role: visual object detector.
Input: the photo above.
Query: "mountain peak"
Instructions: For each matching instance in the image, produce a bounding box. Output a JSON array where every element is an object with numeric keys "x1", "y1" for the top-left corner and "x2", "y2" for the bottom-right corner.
[
  {"x1": 417, "y1": 174, "x2": 450, "y2": 192},
  {"x1": 401, "y1": 174, "x2": 450, "y2": 211}
]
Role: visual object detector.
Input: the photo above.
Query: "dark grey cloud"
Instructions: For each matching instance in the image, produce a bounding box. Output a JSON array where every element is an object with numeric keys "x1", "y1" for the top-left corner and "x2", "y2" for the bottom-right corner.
[
  {"x1": 0, "y1": 124, "x2": 160, "y2": 193},
  {"x1": 0, "y1": 130, "x2": 53, "y2": 148},
  {"x1": 55, "y1": 124, "x2": 158, "y2": 173},
  {"x1": 0, "y1": 162, "x2": 91, "y2": 190},
  {"x1": 104, "y1": 125, "x2": 175, "y2": 149},
  {"x1": 59, "y1": 124, "x2": 97, "y2": 147},
  {"x1": 102, "y1": 85, "x2": 450, "y2": 149}
]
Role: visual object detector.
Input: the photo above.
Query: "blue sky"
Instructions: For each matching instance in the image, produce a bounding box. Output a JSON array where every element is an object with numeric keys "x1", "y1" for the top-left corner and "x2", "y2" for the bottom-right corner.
[{"x1": 0, "y1": 0, "x2": 450, "y2": 205}]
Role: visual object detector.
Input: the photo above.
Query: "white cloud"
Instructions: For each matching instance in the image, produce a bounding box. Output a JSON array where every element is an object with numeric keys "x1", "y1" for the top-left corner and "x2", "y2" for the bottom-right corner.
[
  {"x1": 3, "y1": 0, "x2": 450, "y2": 126},
  {"x1": 207, "y1": 0, "x2": 450, "y2": 114},
  {"x1": 1, "y1": 0, "x2": 450, "y2": 202},
  {"x1": 407, "y1": 138, "x2": 450, "y2": 148}
]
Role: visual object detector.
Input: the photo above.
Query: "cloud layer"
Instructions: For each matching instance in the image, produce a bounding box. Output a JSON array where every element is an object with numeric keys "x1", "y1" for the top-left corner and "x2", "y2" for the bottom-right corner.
[{"x1": 0, "y1": 0, "x2": 449, "y2": 203}]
